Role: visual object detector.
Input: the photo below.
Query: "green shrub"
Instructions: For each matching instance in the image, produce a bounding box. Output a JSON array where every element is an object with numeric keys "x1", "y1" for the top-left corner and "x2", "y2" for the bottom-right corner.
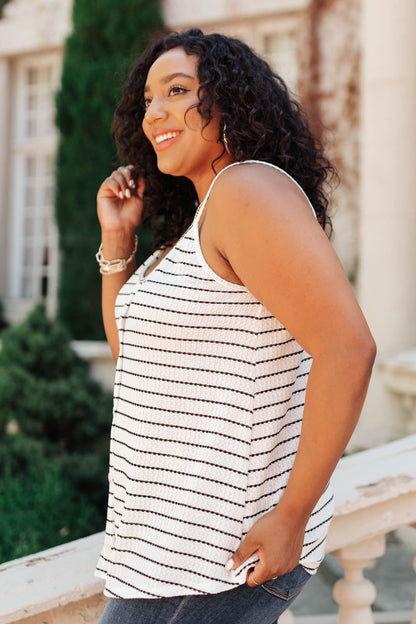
[
  {"x1": 0, "y1": 303, "x2": 113, "y2": 562},
  {"x1": 0, "y1": 463, "x2": 96, "y2": 562}
]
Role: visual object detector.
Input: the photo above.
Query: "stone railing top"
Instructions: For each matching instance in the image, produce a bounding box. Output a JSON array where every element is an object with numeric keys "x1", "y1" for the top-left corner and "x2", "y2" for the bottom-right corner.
[
  {"x1": 71, "y1": 340, "x2": 113, "y2": 360},
  {"x1": 379, "y1": 349, "x2": 416, "y2": 373},
  {"x1": 379, "y1": 348, "x2": 416, "y2": 397},
  {"x1": 331, "y1": 434, "x2": 416, "y2": 515},
  {"x1": 0, "y1": 532, "x2": 105, "y2": 624}
]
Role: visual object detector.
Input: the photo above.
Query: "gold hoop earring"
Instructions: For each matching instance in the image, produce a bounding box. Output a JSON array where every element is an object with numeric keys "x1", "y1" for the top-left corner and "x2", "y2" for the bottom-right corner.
[{"x1": 223, "y1": 123, "x2": 230, "y2": 154}]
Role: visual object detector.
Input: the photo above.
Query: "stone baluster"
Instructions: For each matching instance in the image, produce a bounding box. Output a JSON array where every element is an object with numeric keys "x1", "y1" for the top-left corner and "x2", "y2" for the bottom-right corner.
[
  {"x1": 332, "y1": 534, "x2": 386, "y2": 624},
  {"x1": 277, "y1": 608, "x2": 294, "y2": 623}
]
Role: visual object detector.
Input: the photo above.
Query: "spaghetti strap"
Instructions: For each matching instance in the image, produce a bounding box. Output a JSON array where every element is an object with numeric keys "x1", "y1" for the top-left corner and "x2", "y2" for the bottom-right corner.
[{"x1": 194, "y1": 159, "x2": 317, "y2": 225}]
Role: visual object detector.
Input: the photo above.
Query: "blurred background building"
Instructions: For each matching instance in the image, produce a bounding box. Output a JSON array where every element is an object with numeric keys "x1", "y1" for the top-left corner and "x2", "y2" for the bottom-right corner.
[
  {"x1": 0, "y1": 3, "x2": 416, "y2": 624},
  {"x1": 0, "y1": 0, "x2": 415, "y2": 450}
]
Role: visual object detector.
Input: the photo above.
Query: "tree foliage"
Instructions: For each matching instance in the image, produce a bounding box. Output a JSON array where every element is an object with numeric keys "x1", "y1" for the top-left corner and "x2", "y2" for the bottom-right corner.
[
  {"x1": 55, "y1": 0, "x2": 162, "y2": 338},
  {"x1": 0, "y1": 303, "x2": 113, "y2": 562},
  {"x1": 0, "y1": 0, "x2": 12, "y2": 19},
  {"x1": 0, "y1": 465, "x2": 96, "y2": 563}
]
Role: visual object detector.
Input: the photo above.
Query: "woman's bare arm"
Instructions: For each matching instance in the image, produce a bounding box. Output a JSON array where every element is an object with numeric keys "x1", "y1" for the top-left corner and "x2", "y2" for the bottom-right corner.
[
  {"x1": 100, "y1": 232, "x2": 137, "y2": 361},
  {"x1": 205, "y1": 163, "x2": 376, "y2": 584},
  {"x1": 97, "y1": 167, "x2": 145, "y2": 362}
]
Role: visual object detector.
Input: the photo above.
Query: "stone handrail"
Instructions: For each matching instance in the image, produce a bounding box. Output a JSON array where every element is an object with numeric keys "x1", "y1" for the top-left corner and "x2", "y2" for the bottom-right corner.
[
  {"x1": 1, "y1": 435, "x2": 416, "y2": 624},
  {"x1": 379, "y1": 349, "x2": 416, "y2": 430},
  {"x1": 284, "y1": 434, "x2": 416, "y2": 624}
]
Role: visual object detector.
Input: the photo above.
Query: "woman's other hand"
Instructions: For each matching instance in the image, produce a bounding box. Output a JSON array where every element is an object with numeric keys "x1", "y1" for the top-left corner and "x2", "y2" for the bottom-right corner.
[
  {"x1": 97, "y1": 165, "x2": 145, "y2": 237},
  {"x1": 226, "y1": 505, "x2": 306, "y2": 587}
]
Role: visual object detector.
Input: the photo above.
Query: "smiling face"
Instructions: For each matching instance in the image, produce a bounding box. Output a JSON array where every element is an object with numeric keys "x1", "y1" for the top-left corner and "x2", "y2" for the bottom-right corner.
[{"x1": 142, "y1": 47, "x2": 233, "y2": 199}]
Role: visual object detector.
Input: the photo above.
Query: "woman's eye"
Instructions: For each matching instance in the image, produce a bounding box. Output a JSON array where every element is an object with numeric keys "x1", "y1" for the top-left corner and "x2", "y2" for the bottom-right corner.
[
  {"x1": 144, "y1": 86, "x2": 188, "y2": 111},
  {"x1": 169, "y1": 85, "x2": 187, "y2": 96}
]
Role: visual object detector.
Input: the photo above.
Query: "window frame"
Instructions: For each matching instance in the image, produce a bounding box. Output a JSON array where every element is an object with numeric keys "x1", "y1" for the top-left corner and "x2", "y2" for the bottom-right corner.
[{"x1": 8, "y1": 52, "x2": 61, "y2": 316}]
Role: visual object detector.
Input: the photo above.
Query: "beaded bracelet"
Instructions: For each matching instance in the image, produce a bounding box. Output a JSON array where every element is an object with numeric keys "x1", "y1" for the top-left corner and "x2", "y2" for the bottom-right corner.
[{"x1": 96, "y1": 235, "x2": 138, "y2": 275}]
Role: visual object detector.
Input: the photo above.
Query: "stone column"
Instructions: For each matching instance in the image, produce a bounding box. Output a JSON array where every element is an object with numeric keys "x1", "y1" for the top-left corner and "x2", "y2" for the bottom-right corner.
[
  {"x1": 355, "y1": 0, "x2": 416, "y2": 446},
  {"x1": 333, "y1": 535, "x2": 386, "y2": 624}
]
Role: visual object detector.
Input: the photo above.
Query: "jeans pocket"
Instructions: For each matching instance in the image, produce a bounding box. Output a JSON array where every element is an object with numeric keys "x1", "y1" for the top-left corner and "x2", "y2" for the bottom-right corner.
[{"x1": 261, "y1": 565, "x2": 311, "y2": 600}]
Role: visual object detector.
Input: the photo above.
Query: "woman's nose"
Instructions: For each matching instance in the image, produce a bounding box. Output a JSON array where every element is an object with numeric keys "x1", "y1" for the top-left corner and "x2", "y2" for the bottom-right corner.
[{"x1": 144, "y1": 98, "x2": 167, "y2": 124}]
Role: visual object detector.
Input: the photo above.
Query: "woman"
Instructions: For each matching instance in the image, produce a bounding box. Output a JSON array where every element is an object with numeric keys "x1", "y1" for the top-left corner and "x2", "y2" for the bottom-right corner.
[{"x1": 95, "y1": 29, "x2": 376, "y2": 624}]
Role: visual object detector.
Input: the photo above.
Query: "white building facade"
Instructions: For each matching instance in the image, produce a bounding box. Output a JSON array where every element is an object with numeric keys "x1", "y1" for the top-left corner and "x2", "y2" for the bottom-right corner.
[
  {"x1": 0, "y1": 0, "x2": 72, "y2": 323},
  {"x1": 0, "y1": 0, "x2": 415, "y2": 448}
]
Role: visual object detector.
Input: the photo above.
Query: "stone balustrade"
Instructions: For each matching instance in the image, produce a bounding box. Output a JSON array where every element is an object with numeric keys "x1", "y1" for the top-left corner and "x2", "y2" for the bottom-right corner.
[
  {"x1": 379, "y1": 349, "x2": 416, "y2": 430},
  {"x1": 284, "y1": 434, "x2": 416, "y2": 624},
  {"x1": 71, "y1": 340, "x2": 115, "y2": 392},
  {"x1": 1, "y1": 435, "x2": 416, "y2": 624}
]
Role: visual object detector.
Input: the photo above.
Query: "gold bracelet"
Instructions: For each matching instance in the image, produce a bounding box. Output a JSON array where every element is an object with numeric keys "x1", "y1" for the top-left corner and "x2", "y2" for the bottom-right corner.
[{"x1": 96, "y1": 235, "x2": 138, "y2": 275}]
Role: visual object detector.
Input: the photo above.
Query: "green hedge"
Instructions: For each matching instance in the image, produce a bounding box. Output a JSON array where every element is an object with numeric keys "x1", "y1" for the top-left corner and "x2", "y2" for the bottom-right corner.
[
  {"x1": 0, "y1": 303, "x2": 113, "y2": 563},
  {"x1": 0, "y1": 464, "x2": 96, "y2": 562},
  {"x1": 55, "y1": 0, "x2": 162, "y2": 339}
]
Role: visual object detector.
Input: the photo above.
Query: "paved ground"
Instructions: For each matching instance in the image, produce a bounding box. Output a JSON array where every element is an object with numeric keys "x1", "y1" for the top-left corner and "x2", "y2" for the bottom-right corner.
[{"x1": 291, "y1": 529, "x2": 416, "y2": 617}]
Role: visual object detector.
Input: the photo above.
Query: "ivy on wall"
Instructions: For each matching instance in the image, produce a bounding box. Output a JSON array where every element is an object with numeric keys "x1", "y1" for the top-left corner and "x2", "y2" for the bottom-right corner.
[{"x1": 55, "y1": 0, "x2": 162, "y2": 339}]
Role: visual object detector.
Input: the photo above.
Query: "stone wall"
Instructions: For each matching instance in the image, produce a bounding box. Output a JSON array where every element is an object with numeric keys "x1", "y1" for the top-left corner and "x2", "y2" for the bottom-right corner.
[{"x1": 306, "y1": 0, "x2": 361, "y2": 282}]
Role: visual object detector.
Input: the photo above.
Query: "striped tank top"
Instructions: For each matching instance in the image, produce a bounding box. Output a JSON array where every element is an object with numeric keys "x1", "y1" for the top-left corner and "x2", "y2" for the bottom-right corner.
[{"x1": 96, "y1": 160, "x2": 334, "y2": 599}]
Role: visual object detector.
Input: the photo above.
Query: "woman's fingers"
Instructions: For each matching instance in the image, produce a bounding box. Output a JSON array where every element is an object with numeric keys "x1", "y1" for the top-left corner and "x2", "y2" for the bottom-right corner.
[
  {"x1": 97, "y1": 166, "x2": 144, "y2": 232},
  {"x1": 125, "y1": 165, "x2": 137, "y2": 188},
  {"x1": 245, "y1": 558, "x2": 272, "y2": 587},
  {"x1": 247, "y1": 566, "x2": 263, "y2": 587},
  {"x1": 110, "y1": 168, "x2": 133, "y2": 199},
  {"x1": 97, "y1": 165, "x2": 143, "y2": 209},
  {"x1": 109, "y1": 166, "x2": 139, "y2": 198},
  {"x1": 104, "y1": 176, "x2": 126, "y2": 200},
  {"x1": 121, "y1": 166, "x2": 137, "y2": 190}
]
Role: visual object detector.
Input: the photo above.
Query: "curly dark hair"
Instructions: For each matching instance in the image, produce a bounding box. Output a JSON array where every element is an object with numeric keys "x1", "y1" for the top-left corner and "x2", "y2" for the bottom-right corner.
[{"x1": 113, "y1": 28, "x2": 335, "y2": 249}]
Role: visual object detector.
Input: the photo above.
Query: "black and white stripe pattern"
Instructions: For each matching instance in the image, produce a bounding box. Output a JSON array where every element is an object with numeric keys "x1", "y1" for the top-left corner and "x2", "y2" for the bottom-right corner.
[{"x1": 96, "y1": 161, "x2": 334, "y2": 599}]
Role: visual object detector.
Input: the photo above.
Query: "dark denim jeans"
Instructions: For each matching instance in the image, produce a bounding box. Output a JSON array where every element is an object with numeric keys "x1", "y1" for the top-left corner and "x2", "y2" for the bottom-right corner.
[{"x1": 98, "y1": 564, "x2": 310, "y2": 624}]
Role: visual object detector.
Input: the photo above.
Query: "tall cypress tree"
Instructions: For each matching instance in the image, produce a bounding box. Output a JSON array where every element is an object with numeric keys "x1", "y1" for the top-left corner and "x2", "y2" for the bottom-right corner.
[{"x1": 55, "y1": 0, "x2": 162, "y2": 339}]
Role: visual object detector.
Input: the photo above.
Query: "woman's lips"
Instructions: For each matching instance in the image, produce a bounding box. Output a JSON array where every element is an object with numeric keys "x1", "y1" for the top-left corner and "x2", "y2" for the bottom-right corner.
[{"x1": 154, "y1": 130, "x2": 182, "y2": 151}]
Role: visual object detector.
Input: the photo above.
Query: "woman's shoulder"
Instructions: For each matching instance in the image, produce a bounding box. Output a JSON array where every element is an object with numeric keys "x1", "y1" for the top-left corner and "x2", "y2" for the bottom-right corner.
[
  {"x1": 218, "y1": 160, "x2": 295, "y2": 187},
  {"x1": 209, "y1": 160, "x2": 314, "y2": 220}
]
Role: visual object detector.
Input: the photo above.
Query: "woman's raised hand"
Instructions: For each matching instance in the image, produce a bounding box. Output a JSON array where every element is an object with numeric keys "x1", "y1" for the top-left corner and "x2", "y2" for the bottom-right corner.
[
  {"x1": 97, "y1": 166, "x2": 145, "y2": 237},
  {"x1": 97, "y1": 167, "x2": 145, "y2": 360}
]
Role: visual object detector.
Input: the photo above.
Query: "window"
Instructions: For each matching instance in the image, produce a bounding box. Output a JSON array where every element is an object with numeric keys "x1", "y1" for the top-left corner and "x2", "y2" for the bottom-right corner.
[
  {"x1": 9, "y1": 54, "x2": 60, "y2": 313},
  {"x1": 213, "y1": 17, "x2": 302, "y2": 95},
  {"x1": 261, "y1": 29, "x2": 299, "y2": 93},
  {"x1": 20, "y1": 153, "x2": 55, "y2": 299},
  {"x1": 23, "y1": 64, "x2": 56, "y2": 139}
]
